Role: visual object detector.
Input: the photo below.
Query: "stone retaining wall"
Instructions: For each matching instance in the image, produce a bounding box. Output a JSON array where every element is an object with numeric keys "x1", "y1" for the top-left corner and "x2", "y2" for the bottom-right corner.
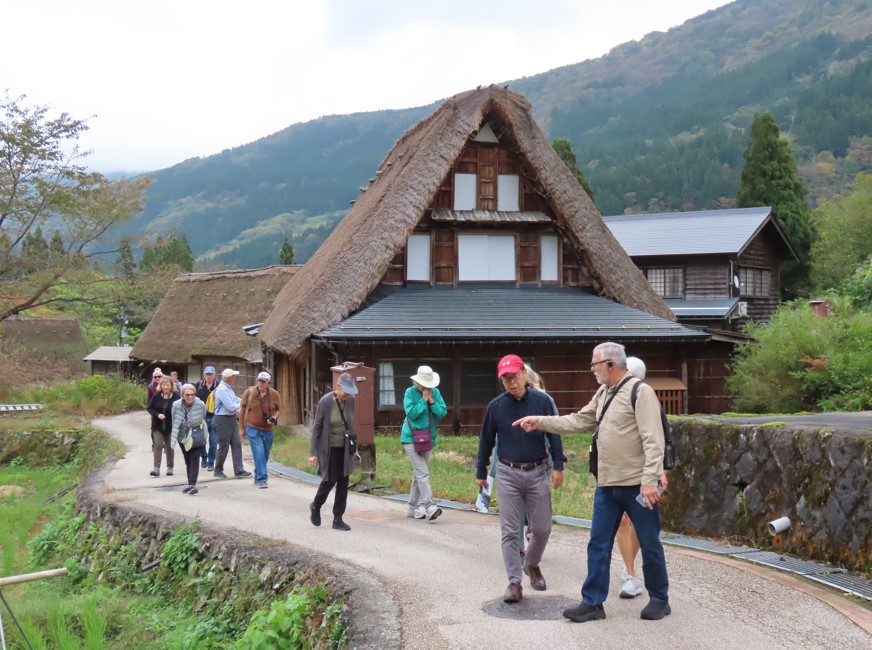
[
  {"x1": 662, "y1": 420, "x2": 872, "y2": 571},
  {"x1": 77, "y1": 463, "x2": 402, "y2": 649}
]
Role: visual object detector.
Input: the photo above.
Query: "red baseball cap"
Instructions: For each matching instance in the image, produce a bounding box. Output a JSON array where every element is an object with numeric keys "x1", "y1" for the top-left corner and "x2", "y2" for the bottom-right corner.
[{"x1": 497, "y1": 354, "x2": 525, "y2": 378}]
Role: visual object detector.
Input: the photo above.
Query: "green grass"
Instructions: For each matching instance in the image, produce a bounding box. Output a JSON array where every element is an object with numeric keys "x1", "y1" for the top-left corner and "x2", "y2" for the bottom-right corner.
[{"x1": 271, "y1": 429, "x2": 597, "y2": 520}]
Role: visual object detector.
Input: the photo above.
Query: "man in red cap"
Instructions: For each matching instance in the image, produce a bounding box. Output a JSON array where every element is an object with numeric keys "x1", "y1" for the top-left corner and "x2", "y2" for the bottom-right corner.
[{"x1": 475, "y1": 354, "x2": 565, "y2": 604}]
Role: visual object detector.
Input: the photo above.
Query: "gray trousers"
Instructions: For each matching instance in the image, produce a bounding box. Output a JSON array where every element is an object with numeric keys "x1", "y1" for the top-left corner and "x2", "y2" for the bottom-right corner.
[
  {"x1": 496, "y1": 462, "x2": 552, "y2": 584},
  {"x1": 403, "y1": 443, "x2": 437, "y2": 511},
  {"x1": 213, "y1": 414, "x2": 243, "y2": 474}
]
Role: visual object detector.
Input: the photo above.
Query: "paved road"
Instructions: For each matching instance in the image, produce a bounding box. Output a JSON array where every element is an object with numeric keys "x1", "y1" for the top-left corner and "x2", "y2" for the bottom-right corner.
[{"x1": 94, "y1": 413, "x2": 872, "y2": 649}]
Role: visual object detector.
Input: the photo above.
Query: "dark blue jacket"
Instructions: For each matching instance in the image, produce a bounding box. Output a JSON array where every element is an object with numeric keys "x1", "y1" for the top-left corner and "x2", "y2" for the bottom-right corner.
[{"x1": 476, "y1": 388, "x2": 565, "y2": 480}]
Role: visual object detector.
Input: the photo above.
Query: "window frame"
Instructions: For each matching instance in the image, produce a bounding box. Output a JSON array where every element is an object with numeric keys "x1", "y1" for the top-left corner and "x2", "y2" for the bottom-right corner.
[
  {"x1": 643, "y1": 267, "x2": 685, "y2": 298},
  {"x1": 458, "y1": 234, "x2": 516, "y2": 282}
]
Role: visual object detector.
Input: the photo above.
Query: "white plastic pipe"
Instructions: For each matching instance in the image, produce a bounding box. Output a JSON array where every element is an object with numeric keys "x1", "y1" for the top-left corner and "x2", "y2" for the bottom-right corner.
[{"x1": 767, "y1": 516, "x2": 791, "y2": 535}]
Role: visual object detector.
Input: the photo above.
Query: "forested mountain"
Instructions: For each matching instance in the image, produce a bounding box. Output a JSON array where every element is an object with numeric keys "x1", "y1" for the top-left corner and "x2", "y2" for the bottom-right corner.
[{"x1": 127, "y1": 0, "x2": 872, "y2": 268}]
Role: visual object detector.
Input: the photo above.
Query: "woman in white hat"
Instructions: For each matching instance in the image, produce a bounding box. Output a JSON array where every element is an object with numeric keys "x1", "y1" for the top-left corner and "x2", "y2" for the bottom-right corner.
[{"x1": 402, "y1": 365, "x2": 448, "y2": 520}]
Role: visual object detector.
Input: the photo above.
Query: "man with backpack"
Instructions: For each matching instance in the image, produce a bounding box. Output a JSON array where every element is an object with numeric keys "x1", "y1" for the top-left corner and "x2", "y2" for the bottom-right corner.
[
  {"x1": 195, "y1": 366, "x2": 220, "y2": 471},
  {"x1": 513, "y1": 342, "x2": 671, "y2": 624}
]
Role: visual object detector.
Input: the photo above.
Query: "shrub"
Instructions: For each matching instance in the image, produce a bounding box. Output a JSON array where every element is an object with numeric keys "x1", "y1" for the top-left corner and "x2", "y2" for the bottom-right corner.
[
  {"x1": 728, "y1": 299, "x2": 872, "y2": 412},
  {"x1": 15, "y1": 375, "x2": 144, "y2": 415}
]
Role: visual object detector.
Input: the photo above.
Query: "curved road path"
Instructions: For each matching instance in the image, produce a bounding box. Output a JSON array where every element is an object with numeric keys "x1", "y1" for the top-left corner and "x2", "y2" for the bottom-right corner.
[{"x1": 94, "y1": 413, "x2": 872, "y2": 649}]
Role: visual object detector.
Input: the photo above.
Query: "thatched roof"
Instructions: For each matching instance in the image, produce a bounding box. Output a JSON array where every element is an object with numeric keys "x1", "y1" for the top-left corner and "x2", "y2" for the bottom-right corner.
[
  {"x1": 260, "y1": 87, "x2": 672, "y2": 358},
  {"x1": 132, "y1": 266, "x2": 300, "y2": 363}
]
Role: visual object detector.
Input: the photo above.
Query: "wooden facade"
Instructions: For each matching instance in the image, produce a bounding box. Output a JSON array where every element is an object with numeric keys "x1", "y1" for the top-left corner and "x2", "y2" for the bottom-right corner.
[{"x1": 309, "y1": 340, "x2": 709, "y2": 434}]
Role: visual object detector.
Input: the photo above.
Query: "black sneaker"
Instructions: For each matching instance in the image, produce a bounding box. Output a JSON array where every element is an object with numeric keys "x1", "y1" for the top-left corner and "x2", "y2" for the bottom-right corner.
[
  {"x1": 214, "y1": 470, "x2": 227, "y2": 479},
  {"x1": 563, "y1": 602, "x2": 606, "y2": 623},
  {"x1": 235, "y1": 470, "x2": 252, "y2": 478},
  {"x1": 149, "y1": 469, "x2": 160, "y2": 477},
  {"x1": 166, "y1": 468, "x2": 173, "y2": 477},
  {"x1": 201, "y1": 459, "x2": 208, "y2": 469},
  {"x1": 310, "y1": 503, "x2": 321, "y2": 527},
  {"x1": 640, "y1": 600, "x2": 671, "y2": 620},
  {"x1": 182, "y1": 485, "x2": 193, "y2": 494},
  {"x1": 332, "y1": 518, "x2": 351, "y2": 531}
]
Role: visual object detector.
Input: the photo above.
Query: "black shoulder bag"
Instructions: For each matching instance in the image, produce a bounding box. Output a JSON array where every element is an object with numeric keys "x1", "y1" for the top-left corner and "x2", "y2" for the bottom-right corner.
[
  {"x1": 335, "y1": 399, "x2": 357, "y2": 450},
  {"x1": 589, "y1": 376, "x2": 634, "y2": 479}
]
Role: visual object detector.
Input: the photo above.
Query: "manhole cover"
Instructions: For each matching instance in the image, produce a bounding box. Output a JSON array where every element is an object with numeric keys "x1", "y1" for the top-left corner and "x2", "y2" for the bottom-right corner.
[{"x1": 483, "y1": 595, "x2": 578, "y2": 620}]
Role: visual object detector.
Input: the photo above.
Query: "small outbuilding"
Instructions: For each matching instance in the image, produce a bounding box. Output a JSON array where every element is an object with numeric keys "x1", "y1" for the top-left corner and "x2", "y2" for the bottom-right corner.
[{"x1": 83, "y1": 346, "x2": 135, "y2": 377}]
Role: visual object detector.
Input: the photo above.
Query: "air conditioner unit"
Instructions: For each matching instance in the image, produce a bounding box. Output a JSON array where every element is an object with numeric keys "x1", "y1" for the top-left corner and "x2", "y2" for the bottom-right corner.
[{"x1": 736, "y1": 301, "x2": 748, "y2": 317}]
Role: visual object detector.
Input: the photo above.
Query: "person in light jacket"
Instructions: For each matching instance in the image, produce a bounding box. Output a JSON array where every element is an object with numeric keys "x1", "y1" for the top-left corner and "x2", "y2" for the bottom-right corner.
[
  {"x1": 401, "y1": 365, "x2": 448, "y2": 521},
  {"x1": 171, "y1": 384, "x2": 208, "y2": 495},
  {"x1": 308, "y1": 372, "x2": 359, "y2": 531}
]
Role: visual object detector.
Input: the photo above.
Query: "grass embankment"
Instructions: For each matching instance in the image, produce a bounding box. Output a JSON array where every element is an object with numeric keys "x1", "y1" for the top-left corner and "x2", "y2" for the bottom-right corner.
[
  {"x1": 1, "y1": 375, "x2": 345, "y2": 649},
  {"x1": 271, "y1": 430, "x2": 597, "y2": 520}
]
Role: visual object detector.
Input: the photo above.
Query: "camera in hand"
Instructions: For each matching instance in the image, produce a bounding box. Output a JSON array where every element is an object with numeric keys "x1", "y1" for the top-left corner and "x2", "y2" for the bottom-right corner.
[{"x1": 263, "y1": 413, "x2": 276, "y2": 424}]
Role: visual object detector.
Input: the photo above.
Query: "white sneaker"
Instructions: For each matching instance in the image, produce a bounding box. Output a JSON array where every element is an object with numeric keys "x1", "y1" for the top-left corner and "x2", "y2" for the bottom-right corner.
[
  {"x1": 408, "y1": 508, "x2": 426, "y2": 519},
  {"x1": 426, "y1": 504, "x2": 443, "y2": 520},
  {"x1": 620, "y1": 574, "x2": 643, "y2": 598}
]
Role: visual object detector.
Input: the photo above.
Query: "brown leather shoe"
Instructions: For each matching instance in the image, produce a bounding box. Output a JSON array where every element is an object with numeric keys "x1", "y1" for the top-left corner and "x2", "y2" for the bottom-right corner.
[
  {"x1": 503, "y1": 582, "x2": 523, "y2": 603},
  {"x1": 523, "y1": 564, "x2": 547, "y2": 591}
]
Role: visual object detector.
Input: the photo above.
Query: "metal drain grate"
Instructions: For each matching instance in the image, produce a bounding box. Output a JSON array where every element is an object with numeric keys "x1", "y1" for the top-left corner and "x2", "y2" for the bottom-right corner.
[
  {"x1": 734, "y1": 550, "x2": 837, "y2": 576},
  {"x1": 806, "y1": 573, "x2": 872, "y2": 600}
]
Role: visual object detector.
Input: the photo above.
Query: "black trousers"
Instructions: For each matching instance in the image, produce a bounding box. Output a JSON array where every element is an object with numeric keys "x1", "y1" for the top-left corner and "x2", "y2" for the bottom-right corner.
[
  {"x1": 180, "y1": 444, "x2": 205, "y2": 486},
  {"x1": 313, "y1": 447, "x2": 349, "y2": 518}
]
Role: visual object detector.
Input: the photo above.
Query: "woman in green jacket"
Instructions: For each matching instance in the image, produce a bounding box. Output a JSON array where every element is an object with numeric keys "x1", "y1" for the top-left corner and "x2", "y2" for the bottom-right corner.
[{"x1": 402, "y1": 365, "x2": 448, "y2": 521}]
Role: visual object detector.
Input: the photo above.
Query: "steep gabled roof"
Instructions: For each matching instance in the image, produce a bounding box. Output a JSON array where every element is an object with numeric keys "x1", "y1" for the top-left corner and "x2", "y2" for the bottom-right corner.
[
  {"x1": 132, "y1": 265, "x2": 300, "y2": 364},
  {"x1": 260, "y1": 86, "x2": 673, "y2": 358},
  {"x1": 603, "y1": 207, "x2": 798, "y2": 260}
]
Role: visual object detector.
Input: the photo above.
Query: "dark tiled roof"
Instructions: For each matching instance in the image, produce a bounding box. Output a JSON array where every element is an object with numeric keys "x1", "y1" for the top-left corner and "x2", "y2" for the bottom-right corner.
[
  {"x1": 665, "y1": 298, "x2": 739, "y2": 319},
  {"x1": 603, "y1": 207, "x2": 774, "y2": 256},
  {"x1": 315, "y1": 286, "x2": 708, "y2": 342}
]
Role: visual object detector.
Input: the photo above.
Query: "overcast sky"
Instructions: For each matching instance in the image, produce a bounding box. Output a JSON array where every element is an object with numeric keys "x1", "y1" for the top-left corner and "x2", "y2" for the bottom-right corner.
[{"x1": 2, "y1": 1, "x2": 730, "y2": 174}]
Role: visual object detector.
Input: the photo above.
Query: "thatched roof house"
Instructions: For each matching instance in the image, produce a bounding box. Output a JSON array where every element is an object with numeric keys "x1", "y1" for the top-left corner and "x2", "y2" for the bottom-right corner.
[
  {"x1": 259, "y1": 87, "x2": 710, "y2": 428},
  {"x1": 260, "y1": 87, "x2": 672, "y2": 361},
  {"x1": 0, "y1": 316, "x2": 88, "y2": 385},
  {"x1": 132, "y1": 266, "x2": 299, "y2": 386}
]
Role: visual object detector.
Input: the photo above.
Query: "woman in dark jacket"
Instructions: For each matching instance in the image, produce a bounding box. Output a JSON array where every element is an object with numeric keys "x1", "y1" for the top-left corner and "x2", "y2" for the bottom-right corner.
[
  {"x1": 308, "y1": 372, "x2": 358, "y2": 531},
  {"x1": 146, "y1": 376, "x2": 179, "y2": 477}
]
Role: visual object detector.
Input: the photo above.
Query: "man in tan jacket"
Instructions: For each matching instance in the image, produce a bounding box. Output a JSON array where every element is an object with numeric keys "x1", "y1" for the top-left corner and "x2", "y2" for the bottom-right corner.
[
  {"x1": 513, "y1": 341, "x2": 670, "y2": 623},
  {"x1": 239, "y1": 371, "x2": 281, "y2": 489}
]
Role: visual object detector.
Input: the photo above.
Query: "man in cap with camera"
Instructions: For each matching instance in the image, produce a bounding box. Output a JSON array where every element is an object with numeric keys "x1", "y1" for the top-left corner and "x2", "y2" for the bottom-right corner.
[
  {"x1": 513, "y1": 341, "x2": 670, "y2": 623},
  {"x1": 239, "y1": 371, "x2": 281, "y2": 489},
  {"x1": 475, "y1": 354, "x2": 565, "y2": 604}
]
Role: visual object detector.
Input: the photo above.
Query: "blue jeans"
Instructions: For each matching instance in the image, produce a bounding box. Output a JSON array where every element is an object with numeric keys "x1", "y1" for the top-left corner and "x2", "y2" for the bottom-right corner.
[
  {"x1": 582, "y1": 485, "x2": 669, "y2": 606},
  {"x1": 200, "y1": 416, "x2": 218, "y2": 465},
  {"x1": 246, "y1": 426, "x2": 274, "y2": 483}
]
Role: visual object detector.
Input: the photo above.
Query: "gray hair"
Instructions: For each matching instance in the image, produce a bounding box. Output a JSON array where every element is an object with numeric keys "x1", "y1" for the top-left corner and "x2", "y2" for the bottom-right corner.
[
  {"x1": 181, "y1": 383, "x2": 196, "y2": 395},
  {"x1": 524, "y1": 364, "x2": 546, "y2": 391},
  {"x1": 593, "y1": 342, "x2": 627, "y2": 369},
  {"x1": 626, "y1": 357, "x2": 646, "y2": 381}
]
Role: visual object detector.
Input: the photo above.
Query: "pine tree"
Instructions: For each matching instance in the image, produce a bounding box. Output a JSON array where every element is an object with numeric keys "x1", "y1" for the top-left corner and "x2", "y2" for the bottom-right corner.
[
  {"x1": 552, "y1": 138, "x2": 595, "y2": 203},
  {"x1": 737, "y1": 112, "x2": 814, "y2": 298},
  {"x1": 279, "y1": 237, "x2": 296, "y2": 265},
  {"x1": 116, "y1": 236, "x2": 137, "y2": 282}
]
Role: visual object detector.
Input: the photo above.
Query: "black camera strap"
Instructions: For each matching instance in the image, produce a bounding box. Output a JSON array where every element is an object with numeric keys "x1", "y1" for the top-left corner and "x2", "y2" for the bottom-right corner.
[{"x1": 593, "y1": 375, "x2": 635, "y2": 439}]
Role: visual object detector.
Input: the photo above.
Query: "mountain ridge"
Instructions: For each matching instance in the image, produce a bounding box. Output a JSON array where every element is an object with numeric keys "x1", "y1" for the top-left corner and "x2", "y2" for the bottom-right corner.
[{"x1": 126, "y1": 0, "x2": 872, "y2": 269}]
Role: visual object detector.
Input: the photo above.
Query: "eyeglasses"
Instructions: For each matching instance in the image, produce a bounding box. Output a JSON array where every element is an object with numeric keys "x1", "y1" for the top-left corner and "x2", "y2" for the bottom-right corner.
[
  {"x1": 590, "y1": 359, "x2": 612, "y2": 368},
  {"x1": 500, "y1": 372, "x2": 524, "y2": 385}
]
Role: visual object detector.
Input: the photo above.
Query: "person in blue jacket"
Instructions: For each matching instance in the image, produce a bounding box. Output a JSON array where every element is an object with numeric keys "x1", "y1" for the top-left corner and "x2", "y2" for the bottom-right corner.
[{"x1": 402, "y1": 365, "x2": 448, "y2": 521}]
